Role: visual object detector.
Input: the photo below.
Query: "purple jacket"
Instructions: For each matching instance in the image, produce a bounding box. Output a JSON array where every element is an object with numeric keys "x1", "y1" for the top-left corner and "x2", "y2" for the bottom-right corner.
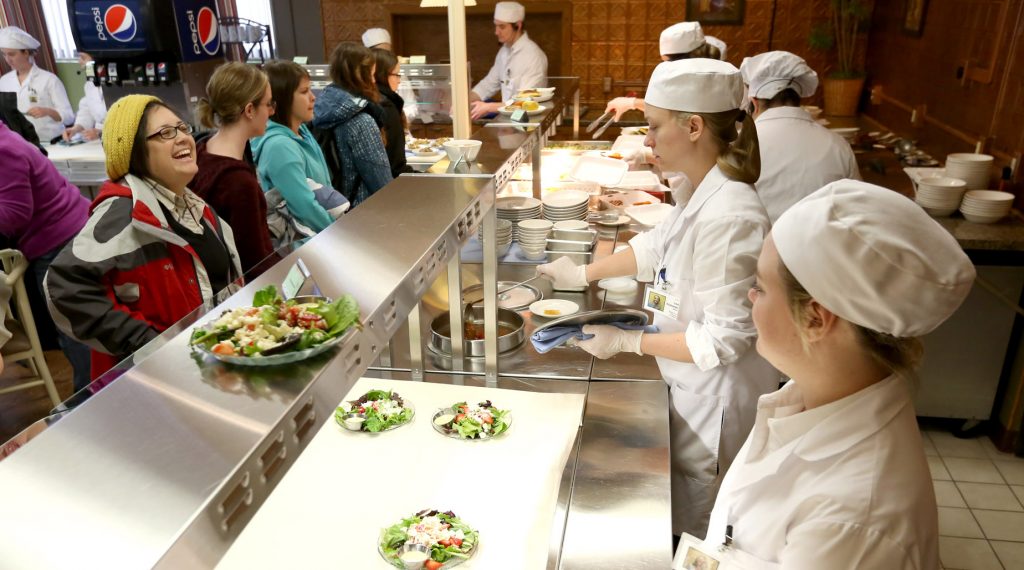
[{"x1": 0, "y1": 122, "x2": 89, "y2": 260}]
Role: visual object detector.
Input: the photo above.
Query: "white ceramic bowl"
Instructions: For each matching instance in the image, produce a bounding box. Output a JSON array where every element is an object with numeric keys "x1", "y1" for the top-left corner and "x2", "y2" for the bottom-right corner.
[
  {"x1": 553, "y1": 220, "x2": 589, "y2": 231},
  {"x1": 518, "y1": 219, "x2": 553, "y2": 231},
  {"x1": 961, "y1": 211, "x2": 1006, "y2": 224},
  {"x1": 442, "y1": 139, "x2": 483, "y2": 162}
]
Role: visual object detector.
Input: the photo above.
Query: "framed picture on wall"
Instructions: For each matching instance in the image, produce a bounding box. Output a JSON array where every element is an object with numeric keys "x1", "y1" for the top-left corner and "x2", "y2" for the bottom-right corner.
[
  {"x1": 687, "y1": 0, "x2": 745, "y2": 25},
  {"x1": 902, "y1": 0, "x2": 929, "y2": 36}
]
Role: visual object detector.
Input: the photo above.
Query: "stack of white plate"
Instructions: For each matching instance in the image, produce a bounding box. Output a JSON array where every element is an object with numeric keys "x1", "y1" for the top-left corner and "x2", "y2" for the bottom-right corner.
[
  {"x1": 946, "y1": 153, "x2": 994, "y2": 189},
  {"x1": 478, "y1": 218, "x2": 513, "y2": 256},
  {"x1": 496, "y1": 196, "x2": 542, "y2": 241},
  {"x1": 960, "y1": 190, "x2": 1013, "y2": 224},
  {"x1": 914, "y1": 176, "x2": 967, "y2": 217},
  {"x1": 542, "y1": 190, "x2": 589, "y2": 222},
  {"x1": 517, "y1": 219, "x2": 552, "y2": 261}
]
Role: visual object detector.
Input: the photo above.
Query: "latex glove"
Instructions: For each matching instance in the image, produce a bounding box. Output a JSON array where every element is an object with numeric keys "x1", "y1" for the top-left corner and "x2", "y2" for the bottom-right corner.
[
  {"x1": 536, "y1": 256, "x2": 588, "y2": 289},
  {"x1": 605, "y1": 97, "x2": 638, "y2": 121},
  {"x1": 623, "y1": 146, "x2": 655, "y2": 170},
  {"x1": 470, "y1": 101, "x2": 501, "y2": 120},
  {"x1": 577, "y1": 324, "x2": 644, "y2": 359},
  {"x1": 82, "y1": 128, "x2": 101, "y2": 141}
]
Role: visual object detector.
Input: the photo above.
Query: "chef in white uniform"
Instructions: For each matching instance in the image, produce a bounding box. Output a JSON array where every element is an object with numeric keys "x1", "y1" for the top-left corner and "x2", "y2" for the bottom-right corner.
[
  {"x1": 537, "y1": 59, "x2": 780, "y2": 537},
  {"x1": 740, "y1": 51, "x2": 860, "y2": 223},
  {"x1": 361, "y1": 28, "x2": 391, "y2": 51},
  {"x1": 469, "y1": 1, "x2": 548, "y2": 120},
  {"x1": 0, "y1": 26, "x2": 73, "y2": 142},
  {"x1": 63, "y1": 53, "x2": 106, "y2": 142},
  {"x1": 705, "y1": 36, "x2": 727, "y2": 61},
  {"x1": 678, "y1": 180, "x2": 975, "y2": 569}
]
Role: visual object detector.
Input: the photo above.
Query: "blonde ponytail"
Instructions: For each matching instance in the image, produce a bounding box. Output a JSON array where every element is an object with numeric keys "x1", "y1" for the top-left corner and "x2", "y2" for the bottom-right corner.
[
  {"x1": 673, "y1": 108, "x2": 761, "y2": 184},
  {"x1": 200, "y1": 62, "x2": 269, "y2": 129},
  {"x1": 195, "y1": 97, "x2": 217, "y2": 129}
]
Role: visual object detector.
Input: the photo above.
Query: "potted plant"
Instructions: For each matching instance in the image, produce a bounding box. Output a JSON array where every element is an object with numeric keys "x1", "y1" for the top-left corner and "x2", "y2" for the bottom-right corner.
[{"x1": 809, "y1": 0, "x2": 873, "y2": 116}]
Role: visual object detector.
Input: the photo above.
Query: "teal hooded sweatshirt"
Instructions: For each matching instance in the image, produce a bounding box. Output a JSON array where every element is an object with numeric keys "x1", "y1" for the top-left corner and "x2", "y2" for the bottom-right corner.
[{"x1": 251, "y1": 121, "x2": 334, "y2": 232}]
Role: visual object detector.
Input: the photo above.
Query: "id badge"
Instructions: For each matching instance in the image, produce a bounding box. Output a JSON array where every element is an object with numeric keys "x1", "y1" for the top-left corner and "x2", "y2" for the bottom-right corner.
[
  {"x1": 29, "y1": 94, "x2": 38, "y2": 103},
  {"x1": 643, "y1": 284, "x2": 680, "y2": 319}
]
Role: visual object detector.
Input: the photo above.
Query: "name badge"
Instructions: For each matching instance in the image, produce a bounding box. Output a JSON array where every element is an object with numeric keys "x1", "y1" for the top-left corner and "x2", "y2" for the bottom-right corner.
[
  {"x1": 29, "y1": 95, "x2": 38, "y2": 103},
  {"x1": 643, "y1": 284, "x2": 680, "y2": 319}
]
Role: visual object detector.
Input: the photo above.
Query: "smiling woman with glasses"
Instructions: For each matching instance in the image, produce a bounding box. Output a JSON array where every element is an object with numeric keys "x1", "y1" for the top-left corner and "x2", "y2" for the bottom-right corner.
[{"x1": 45, "y1": 94, "x2": 243, "y2": 385}]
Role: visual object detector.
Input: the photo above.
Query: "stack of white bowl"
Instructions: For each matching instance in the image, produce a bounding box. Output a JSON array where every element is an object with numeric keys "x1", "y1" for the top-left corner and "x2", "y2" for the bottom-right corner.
[
  {"x1": 914, "y1": 176, "x2": 967, "y2": 217},
  {"x1": 960, "y1": 190, "x2": 1014, "y2": 224},
  {"x1": 517, "y1": 219, "x2": 552, "y2": 261},
  {"x1": 496, "y1": 196, "x2": 542, "y2": 241},
  {"x1": 478, "y1": 218, "x2": 513, "y2": 256},
  {"x1": 946, "y1": 153, "x2": 994, "y2": 189},
  {"x1": 542, "y1": 190, "x2": 590, "y2": 222}
]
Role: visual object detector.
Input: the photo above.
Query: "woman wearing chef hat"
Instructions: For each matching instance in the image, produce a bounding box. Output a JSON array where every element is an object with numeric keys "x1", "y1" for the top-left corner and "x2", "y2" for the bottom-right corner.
[
  {"x1": 469, "y1": 1, "x2": 548, "y2": 120},
  {"x1": 0, "y1": 26, "x2": 74, "y2": 142},
  {"x1": 677, "y1": 180, "x2": 974, "y2": 568},
  {"x1": 538, "y1": 58, "x2": 779, "y2": 537},
  {"x1": 740, "y1": 51, "x2": 860, "y2": 223}
]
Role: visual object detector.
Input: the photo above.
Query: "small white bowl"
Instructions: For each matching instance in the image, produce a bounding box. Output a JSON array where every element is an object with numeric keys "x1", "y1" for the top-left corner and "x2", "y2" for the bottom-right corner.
[
  {"x1": 518, "y1": 219, "x2": 553, "y2": 231},
  {"x1": 442, "y1": 139, "x2": 482, "y2": 162},
  {"x1": 553, "y1": 220, "x2": 589, "y2": 231}
]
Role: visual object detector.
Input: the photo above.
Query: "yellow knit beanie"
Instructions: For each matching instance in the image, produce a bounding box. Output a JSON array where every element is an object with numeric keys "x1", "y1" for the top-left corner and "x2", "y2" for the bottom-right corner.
[{"x1": 103, "y1": 94, "x2": 160, "y2": 181}]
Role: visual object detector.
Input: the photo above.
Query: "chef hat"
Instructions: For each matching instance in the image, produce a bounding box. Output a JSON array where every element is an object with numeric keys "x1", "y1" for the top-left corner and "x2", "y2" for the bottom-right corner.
[
  {"x1": 0, "y1": 26, "x2": 40, "y2": 51},
  {"x1": 659, "y1": 22, "x2": 705, "y2": 56},
  {"x1": 495, "y1": 1, "x2": 526, "y2": 23},
  {"x1": 773, "y1": 180, "x2": 975, "y2": 337},
  {"x1": 705, "y1": 36, "x2": 727, "y2": 61},
  {"x1": 361, "y1": 28, "x2": 391, "y2": 49},
  {"x1": 645, "y1": 59, "x2": 744, "y2": 113},
  {"x1": 740, "y1": 51, "x2": 819, "y2": 99}
]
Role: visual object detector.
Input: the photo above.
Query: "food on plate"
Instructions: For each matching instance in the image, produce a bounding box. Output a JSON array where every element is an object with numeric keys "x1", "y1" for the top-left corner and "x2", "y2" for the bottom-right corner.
[
  {"x1": 517, "y1": 89, "x2": 541, "y2": 98},
  {"x1": 521, "y1": 100, "x2": 540, "y2": 112},
  {"x1": 543, "y1": 308, "x2": 561, "y2": 316},
  {"x1": 605, "y1": 152, "x2": 624, "y2": 160},
  {"x1": 506, "y1": 100, "x2": 524, "y2": 109},
  {"x1": 433, "y1": 400, "x2": 511, "y2": 439},
  {"x1": 434, "y1": 137, "x2": 451, "y2": 146},
  {"x1": 190, "y1": 285, "x2": 359, "y2": 359},
  {"x1": 632, "y1": 201, "x2": 652, "y2": 206},
  {"x1": 334, "y1": 389, "x2": 413, "y2": 432},
  {"x1": 380, "y1": 509, "x2": 479, "y2": 569},
  {"x1": 609, "y1": 199, "x2": 624, "y2": 206}
]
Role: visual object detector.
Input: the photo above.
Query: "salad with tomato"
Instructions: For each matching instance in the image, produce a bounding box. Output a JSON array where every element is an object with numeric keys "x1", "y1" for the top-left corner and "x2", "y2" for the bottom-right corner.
[
  {"x1": 334, "y1": 389, "x2": 413, "y2": 432},
  {"x1": 432, "y1": 400, "x2": 511, "y2": 440},
  {"x1": 379, "y1": 509, "x2": 478, "y2": 569},
  {"x1": 190, "y1": 285, "x2": 359, "y2": 359}
]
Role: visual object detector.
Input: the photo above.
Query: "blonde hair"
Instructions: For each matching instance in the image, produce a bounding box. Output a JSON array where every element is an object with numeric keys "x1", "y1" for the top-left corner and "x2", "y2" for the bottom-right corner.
[
  {"x1": 673, "y1": 108, "x2": 761, "y2": 184},
  {"x1": 779, "y1": 260, "x2": 923, "y2": 378},
  {"x1": 196, "y1": 62, "x2": 268, "y2": 129}
]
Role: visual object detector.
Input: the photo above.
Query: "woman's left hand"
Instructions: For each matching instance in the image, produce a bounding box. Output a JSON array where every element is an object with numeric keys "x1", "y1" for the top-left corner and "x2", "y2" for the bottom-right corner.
[{"x1": 577, "y1": 324, "x2": 644, "y2": 359}]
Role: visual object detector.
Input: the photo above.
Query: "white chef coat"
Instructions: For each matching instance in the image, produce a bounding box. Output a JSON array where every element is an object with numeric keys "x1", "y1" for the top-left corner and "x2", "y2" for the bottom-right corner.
[
  {"x1": 629, "y1": 165, "x2": 780, "y2": 536},
  {"x1": 702, "y1": 375, "x2": 939, "y2": 569},
  {"x1": 754, "y1": 106, "x2": 861, "y2": 223},
  {"x1": 73, "y1": 82, "x2": 107, "y2": 131},
  {"x1": 471, "y1": 32, "x2": 547, "y2": 103},
  {"x1": 0, "y1": 64, "x2": 74, "y2": 142}
]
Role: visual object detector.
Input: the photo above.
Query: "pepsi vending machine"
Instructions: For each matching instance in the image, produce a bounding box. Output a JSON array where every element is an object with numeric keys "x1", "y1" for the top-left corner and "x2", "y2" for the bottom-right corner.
[{"x1": 67, "y1": 0, "x2": 225, "y2": 123}]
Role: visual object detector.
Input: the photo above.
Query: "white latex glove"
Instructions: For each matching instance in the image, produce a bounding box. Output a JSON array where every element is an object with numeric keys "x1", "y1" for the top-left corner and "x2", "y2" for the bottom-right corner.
[
  {"x1": 605, "y1": 97, "x2": 638, "y2": 121},
  {"x1": 623, "y1": 146, "x2": 655, "y2": 170},
  {"x1": 536, "y1": 256, "x2": 588, "y2": 289},
  {"x1": 576, "y1": 324, "x2": 644, "y2": 359}
]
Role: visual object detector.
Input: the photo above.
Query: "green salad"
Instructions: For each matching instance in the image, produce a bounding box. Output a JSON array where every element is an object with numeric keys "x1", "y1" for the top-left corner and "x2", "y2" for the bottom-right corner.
[
  {"x1": 334, "y1": 389, "x2": 413, "y2": 432},
  {"x1": 190, "y1": 285, "x2": 359, "y2": 358},
  {"x1": 432, "y1": 400, "x2": 511, "y2": 439},
  {"x1": 380, "y1": 509, "x2": 478, "y2": 569}
]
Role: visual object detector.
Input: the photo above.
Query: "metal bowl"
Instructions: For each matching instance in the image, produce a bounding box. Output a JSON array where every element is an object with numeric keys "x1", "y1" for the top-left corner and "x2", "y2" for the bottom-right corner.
[
  {"x1": 461, "y1": 281, "x2": 541, "y2": 311},
  {"x1": 430, "y1": 307, "x2": 525, "y2": 357}
]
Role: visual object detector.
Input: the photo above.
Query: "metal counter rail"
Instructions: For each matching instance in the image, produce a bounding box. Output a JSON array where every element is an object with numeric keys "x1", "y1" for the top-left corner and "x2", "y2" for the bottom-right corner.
[{"x1": 0, "y1": 176, "x2": 496, "y2": 568}]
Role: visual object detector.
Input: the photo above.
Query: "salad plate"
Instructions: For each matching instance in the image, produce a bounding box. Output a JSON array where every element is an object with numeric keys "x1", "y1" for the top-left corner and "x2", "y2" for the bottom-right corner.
[
  {"x1": 432, "y1": 400, "x2": 511, "y2": 440},
  {"x1": 379, "y1": 509, "x2": 479, "y2": 569},
  {"x1": 334, "y1": 389, "x2": 414, "y2": 433},
  {"x1": 190, "y1": 285, "x2": 360, "y2": 366}
]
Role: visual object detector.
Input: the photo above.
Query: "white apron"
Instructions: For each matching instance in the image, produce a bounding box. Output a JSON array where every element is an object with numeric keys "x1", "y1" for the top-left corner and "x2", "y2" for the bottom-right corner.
[{"x1": 630, "y1": 166, "x2": 779, "y2": 536}]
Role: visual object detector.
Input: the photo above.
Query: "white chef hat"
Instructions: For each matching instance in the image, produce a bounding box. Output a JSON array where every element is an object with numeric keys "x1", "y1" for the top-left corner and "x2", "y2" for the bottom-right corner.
[
  {"x1": 0, "y1": 26, "x2": 40, "y2": 51},
  {"x1": 361, "y1": 28, "x2": 391, "y2": 49},
  {"x1": 740, "y1": 51, "x2": 819, "y2": 99},
  {"x1": 705, "y1": 36, "x2": 727, "y2": 61},
  {"x1": 645, "y1": 59, "x2": 744, "y2": 113},
  {"x1": 659, "y1": 22, "x2": 705, "y2": 56},
  {"x1": 495, "y1": 1, "x2": 526, "y2": 23},
  {"x1": 773, "y1": 180, "x2": 975, "y2": 337}
]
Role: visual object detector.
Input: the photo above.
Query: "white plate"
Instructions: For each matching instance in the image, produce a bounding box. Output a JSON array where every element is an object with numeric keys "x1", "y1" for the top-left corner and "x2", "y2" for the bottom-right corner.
[
  {"x1": 569, "y1": 155, "x2": 628, "y2": 187},
  {"x1": 500, "y1": 104, "x2": 548, "y2": 116},
  {"x1": 597, "y1": 277, "x2": 637, "y2": 294},
  {"x1": 596, "y1": 215, "x2": 631, "y2": 226},
  {"x1": 529, "y1": 299, "x2": 580, "y2": 319},
  {"x1": 513, "y1": 91, "x2": 554, "y2": 102},
  {"x1": 626, "y1": 203, "x2": 675, "y2": 226}
]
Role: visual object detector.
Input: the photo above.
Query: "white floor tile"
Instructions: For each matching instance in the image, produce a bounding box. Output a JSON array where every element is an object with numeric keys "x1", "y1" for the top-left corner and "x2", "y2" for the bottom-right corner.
[
  {"x1": 991, "y1": 541, "x2": 1024, "y2": 569},
  {"x1": 930, "y1": 455, "x2": 952, "y2": 481},
  {"x1": 1012, "y1": 485, "x2": 1024, "y2": 505},
  {"x1": 979, "y1": 437, "x2": 1016, "y2": 460},
  {"x1": 923, "y1": 436, "x2": 939, "y2": 457},
  {"x1": 938, "y1": 507, "x2": 984, "y2": 538},
  {"x1": 931, "y1": 432, "x2": 990, "y2": 459},
  {"x1": 957, "y1": 482, "x2": 1023, "y2": 511},
  {"x1": 935, "y1": 481, "x2": 967, "y2": 508},
  {"x1": 938, "y1": 536, "x2": 1002, "y2": 570},
  {"x1": 994, "y1": 459, "x2": 1024, "y2": 485},
  {"x1": 973, "y1": 509, "x2": 1024, "y2": 541},
  {"x1": 945, "y1": 458, "x2": 1006, "y2": 484}
]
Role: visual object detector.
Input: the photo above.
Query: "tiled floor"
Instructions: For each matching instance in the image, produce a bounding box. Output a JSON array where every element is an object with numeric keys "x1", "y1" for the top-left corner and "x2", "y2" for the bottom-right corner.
[{"x1": 924, "y1": 425, "x2": 1024, "y2": 569}]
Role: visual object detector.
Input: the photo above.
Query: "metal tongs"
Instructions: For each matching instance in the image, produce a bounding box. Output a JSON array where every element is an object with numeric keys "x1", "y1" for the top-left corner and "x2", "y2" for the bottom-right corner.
[{"x1": 586, "y1": 110, "x2": 616, "y2": 140}]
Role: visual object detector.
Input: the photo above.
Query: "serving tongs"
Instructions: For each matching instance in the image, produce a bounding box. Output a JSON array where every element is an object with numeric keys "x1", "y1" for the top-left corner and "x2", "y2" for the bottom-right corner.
[{"x1": 587, "y1": 110, "x2": 616, "y2": 140}]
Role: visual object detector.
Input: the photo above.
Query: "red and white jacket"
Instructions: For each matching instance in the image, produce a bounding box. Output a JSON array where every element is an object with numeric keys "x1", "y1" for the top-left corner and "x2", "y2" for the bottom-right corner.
[{"x1": 45, "y1": 175, "x2": 243, "y2": 379}]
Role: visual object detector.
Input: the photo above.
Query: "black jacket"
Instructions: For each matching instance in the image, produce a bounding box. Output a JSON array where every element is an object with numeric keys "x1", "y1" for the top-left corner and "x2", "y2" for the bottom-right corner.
[{"x1": 377, "y1": 85, "x2": 413, "y2": 177}]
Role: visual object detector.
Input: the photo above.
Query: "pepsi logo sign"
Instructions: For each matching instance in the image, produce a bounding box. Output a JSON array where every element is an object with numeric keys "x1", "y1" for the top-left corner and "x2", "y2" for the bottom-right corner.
[
  {"x1": 103, "y1": 4, "x2": 138, "y2": 43},
  {"x1": 187, "y1": 7, "x2": 220, "y2": 56}
]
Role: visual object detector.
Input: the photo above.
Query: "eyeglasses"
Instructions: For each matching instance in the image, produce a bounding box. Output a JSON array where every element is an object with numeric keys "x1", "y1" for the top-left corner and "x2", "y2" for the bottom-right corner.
[
  {"x1": 146, "y1": 122, "x2": 193, "y2": 141},
  {"x1": 389, "y1": 73, "x2": 402, "y2": 78}
]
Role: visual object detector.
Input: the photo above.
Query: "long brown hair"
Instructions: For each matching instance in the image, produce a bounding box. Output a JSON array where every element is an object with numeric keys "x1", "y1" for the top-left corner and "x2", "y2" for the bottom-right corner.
[
  {"x1": 674, "y1": 108, "x2": 761, "y2": 184},
  {"x1": 263, "y1": 60, "x2": 309, "y2": 128},
  {"x1": 196, "y1": 62, "x2": 268, "y2": 128},
  {"x1": 328, "y1": 42, "x2": 379, "y2": 102}
]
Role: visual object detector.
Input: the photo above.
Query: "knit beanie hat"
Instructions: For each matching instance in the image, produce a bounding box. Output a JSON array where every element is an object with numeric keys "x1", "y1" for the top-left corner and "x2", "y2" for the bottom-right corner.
[{"x1": 103, "y1": 94, "x2": 159, "y2": 181}]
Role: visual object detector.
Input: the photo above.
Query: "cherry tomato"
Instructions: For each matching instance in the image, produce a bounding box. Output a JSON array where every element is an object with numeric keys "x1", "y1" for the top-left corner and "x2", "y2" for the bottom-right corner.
[
  {"x1": 480, "y1": 414, "x2": 493, "y2": 424},
  {"x1": 424, "y1": 561, "x2": 443, "y2": 570},
  {"x1": 438, "y1": 538, "x2": 451, "y2": 547},
  {"x1": 454, "y1": 413, "x2": 466, "y2": 423},
  {"x1": 212, "y1": 342, "x2": 236, "y2": 356},
  {"x1": 450, "y1": 537, "x2": 463, "y2": 547}
]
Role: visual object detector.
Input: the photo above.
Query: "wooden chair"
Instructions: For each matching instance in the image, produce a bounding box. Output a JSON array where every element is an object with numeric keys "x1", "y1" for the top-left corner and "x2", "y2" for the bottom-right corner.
[{"x1": 0, "y1": 249, "x2": 61, "y2": 406}]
